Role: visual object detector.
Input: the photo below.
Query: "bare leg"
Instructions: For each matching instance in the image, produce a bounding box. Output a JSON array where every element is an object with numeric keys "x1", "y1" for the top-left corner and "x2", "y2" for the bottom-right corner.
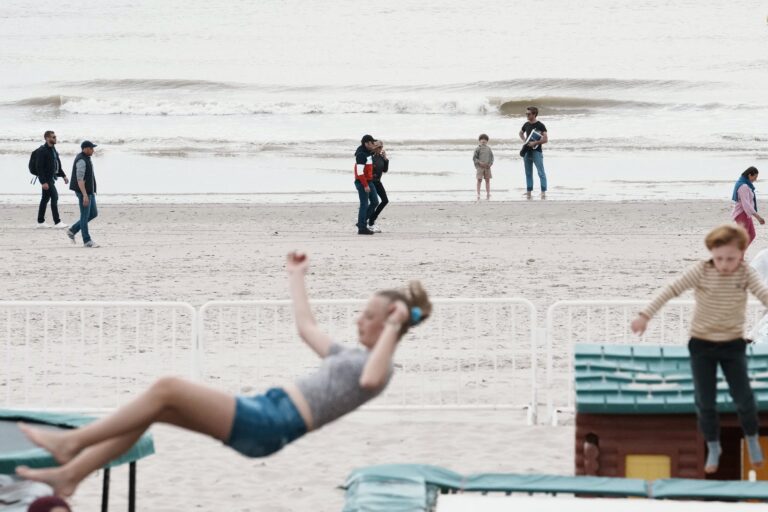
[
  {"x1": 19, "y1": 376, "x2": 236, "y2": 465},
  {"x1": 476, "y1": 179, "x2": 481, "y2": 199},
  {"x1": 17, "y1": 428, "x2": 144, "y2": 497},
  {"x1": 485, "y1": 178, "x2": 491, "y2": 199}
]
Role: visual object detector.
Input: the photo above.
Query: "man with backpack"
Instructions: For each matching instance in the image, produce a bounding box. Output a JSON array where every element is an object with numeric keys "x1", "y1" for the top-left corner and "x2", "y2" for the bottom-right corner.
[{"x1": 31, "y1": 130, "x2": 69, "y2": 228}]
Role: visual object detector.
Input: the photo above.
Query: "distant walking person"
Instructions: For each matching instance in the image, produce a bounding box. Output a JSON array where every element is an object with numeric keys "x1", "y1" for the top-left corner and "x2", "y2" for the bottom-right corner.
[
  {"x1": 732, "y1": 166, "x2": 764, "y2": 246},
  {"x1": 66, "y1": 141, "x2": 99, "y2": 248},
  {"x1": 367, "y1": 140, "x2": 389, "y2": 231},
  {"x1": 354, "y1": 135, "x2": 379, "y2": 235},
  {"x1": 34, "y1": 130, "x2": 69, "y2": 228},
  {"x1": 519, "y1": 107, "x2": 548, "y2": 200},
  {"x1": 473, "y1": 134, "x2": 494, "y2": 201}
]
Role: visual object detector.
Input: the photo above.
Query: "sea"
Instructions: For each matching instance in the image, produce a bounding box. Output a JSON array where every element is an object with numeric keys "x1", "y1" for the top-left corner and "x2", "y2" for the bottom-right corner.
[{"x1": 1, "y1": 0, "x2": 766, "y2": 203}]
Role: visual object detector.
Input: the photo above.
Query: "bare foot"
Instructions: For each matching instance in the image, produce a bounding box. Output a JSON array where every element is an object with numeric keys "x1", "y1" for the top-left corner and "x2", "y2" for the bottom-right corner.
[
  {"x1": 704, "y1": 463, "x2": 718, "y2": 474},
  {"x1": 18, "y1": 423, "x2": 79, "y2": 464},
  {"x1": 16, "y1": 465, "x2": 79, "y2": 498}
]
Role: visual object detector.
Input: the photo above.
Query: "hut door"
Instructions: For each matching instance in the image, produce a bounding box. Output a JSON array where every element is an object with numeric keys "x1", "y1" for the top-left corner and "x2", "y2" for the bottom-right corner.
[
  {"x1": 741, "y1": 436, "x2": 768, "y2": 480},
  {"x1": 625, "y1": 455, "x2": 671, "y2": 480}
]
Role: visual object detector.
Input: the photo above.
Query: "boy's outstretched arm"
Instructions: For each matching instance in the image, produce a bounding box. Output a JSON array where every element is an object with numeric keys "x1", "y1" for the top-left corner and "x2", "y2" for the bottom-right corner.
[
  {"x1": 631, "y1": 263, "x2": 701, "y2": 335},
  {"x1": 286, "y1": 251, "x2": 333, "y2": 357}
]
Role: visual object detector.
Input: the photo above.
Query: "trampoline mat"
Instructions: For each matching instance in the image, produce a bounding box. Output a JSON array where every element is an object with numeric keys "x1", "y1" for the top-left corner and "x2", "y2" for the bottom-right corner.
[
  {"x1": 0, "y1": 420, "x2": 69, "y2": 454},
  {"x1": 0, "y1": 411, "x2": 154, "y2": 474}
]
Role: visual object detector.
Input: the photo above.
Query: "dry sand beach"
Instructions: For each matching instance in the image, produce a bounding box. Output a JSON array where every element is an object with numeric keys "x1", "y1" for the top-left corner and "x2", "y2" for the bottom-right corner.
[{"x1": 0, "y1": 199, "x2": 762, "y2": 511}]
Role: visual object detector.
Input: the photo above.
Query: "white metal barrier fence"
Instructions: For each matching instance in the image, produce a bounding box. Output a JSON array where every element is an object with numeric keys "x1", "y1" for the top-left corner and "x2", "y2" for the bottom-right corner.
[
  {"x1": 13, "y1": 298, "x2": 755, "y2": 426},
  {"x1": 199, "y1": 299, "x2": 539, "y2": 421},
  {"x1": 1, "y1": 301, "x2": 196, "y2": 411},
  {"x1": 545, "y1": 299, "x2": 766, "y2": 425}
]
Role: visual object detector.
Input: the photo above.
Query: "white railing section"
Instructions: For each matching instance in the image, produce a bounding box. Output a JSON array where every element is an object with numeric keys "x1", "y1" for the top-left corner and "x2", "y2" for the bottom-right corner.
[
  {"x1": 544, "y1": 299, "x2": 766, "y2": 425},
  {"x1": 0, "y1": 301, "x2": 196, "y2": 412},
  {"x1": 199, "y1": 299, "x2": 539, "y2": 421},
  {"x1": 10, "y1": 297, "x2": 760, "y2": 425}
]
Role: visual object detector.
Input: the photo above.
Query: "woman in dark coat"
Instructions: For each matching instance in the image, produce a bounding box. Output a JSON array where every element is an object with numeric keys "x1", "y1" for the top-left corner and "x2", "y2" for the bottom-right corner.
[{"x1": 367, "y1": 140, "x2": 389, "y2": 232}]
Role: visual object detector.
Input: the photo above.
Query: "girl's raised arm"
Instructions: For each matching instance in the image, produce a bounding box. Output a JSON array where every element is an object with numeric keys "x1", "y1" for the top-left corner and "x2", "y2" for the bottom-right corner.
[
  {"x1": 359, "y1": 301, "x2": 408, "y2": 390},
  {"x1": 286, "y1": 251, "x2": 333, "y2": 357}
]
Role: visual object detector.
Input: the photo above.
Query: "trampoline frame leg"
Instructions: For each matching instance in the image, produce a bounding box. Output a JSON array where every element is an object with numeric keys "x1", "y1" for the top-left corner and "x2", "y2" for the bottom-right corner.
[
  {"x1": 129, "y1": 462, "x2": 136, "y2": 512},
  {"x1": 101, "y1": 467, "x2": 110, "y2": 512},
  {"x1": 99, "y1": 463, "x2": 138, "y2": 512}
]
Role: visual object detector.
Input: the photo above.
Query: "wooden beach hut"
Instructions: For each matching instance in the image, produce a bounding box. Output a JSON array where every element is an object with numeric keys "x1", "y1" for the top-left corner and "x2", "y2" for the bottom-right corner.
[{"x1": 574, "y1": 343, "x2": 768, "y2": 481}]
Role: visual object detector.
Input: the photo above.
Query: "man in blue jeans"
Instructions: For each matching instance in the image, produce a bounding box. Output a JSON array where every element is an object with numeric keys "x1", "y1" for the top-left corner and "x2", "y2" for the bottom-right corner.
[
  {"x1": 66, "y1": 140, "x2": 100, "y2": 248},
  {"x1": 519, "y1": 106, "x2": 548, "y2": 200}
]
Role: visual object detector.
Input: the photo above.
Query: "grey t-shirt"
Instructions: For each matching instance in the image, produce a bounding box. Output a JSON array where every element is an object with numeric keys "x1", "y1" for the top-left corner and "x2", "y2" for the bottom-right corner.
[
  {"x1": 473, "y1": 145, "x2": 494, "y2": 168},
  {"x1": 295, "y1": 343, "x2": 393, "y2": 429}
]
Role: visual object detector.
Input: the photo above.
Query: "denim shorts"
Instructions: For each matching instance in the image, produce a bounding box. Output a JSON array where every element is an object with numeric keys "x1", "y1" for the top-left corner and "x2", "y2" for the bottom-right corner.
[{"x1": 225, "y1": 387, "x2": 307, "y2": 458}]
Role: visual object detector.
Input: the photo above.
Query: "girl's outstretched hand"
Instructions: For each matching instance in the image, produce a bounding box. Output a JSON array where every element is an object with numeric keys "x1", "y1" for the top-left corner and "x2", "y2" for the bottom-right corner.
[
  {"x1": 630, "y1": 315, "x2": 648, "y2": 336},
  {"x1": 286, "y1": 251, "x2": 309, "y2": 274}
]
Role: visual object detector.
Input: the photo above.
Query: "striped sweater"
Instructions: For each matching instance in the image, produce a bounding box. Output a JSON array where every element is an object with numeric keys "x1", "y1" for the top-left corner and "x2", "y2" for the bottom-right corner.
[{"x1": 641, "y1": 260, "x2": 768, "y2": 341}]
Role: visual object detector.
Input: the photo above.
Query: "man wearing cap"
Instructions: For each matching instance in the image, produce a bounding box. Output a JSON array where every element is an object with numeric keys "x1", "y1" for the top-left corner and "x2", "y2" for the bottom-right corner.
[
  {"x1": 354, "y1": 134, "x2": 379, "y2": 235},
  {"x1": 66, "y1": 140, "x2": 99, "y2": 248}
]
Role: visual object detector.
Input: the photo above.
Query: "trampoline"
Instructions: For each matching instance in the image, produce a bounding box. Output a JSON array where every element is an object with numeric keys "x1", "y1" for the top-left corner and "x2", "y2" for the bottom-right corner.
[{"x1": 0, "y1": 411, "x2": 154, "y2": 512}]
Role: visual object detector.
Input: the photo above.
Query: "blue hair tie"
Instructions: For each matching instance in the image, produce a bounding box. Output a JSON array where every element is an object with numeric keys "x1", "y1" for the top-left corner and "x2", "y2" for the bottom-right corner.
[{"x1": 410, "y1": 306, "x2": 423, "y2": 326}]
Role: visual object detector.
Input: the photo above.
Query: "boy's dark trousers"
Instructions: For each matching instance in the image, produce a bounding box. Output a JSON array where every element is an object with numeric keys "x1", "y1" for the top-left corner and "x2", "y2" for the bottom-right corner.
[
  {"x1": 688, "y1": 337, "x2": 759, "y2": 442},
  {"x1": 37, "y1": 181, "x2": 60, "y2": 224}
]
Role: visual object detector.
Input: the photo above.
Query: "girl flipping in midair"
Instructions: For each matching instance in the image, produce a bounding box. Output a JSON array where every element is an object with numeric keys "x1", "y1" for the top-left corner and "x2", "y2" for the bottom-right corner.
[{"x1": 16, "y1": 251, "x2": 432, "y2": 497}]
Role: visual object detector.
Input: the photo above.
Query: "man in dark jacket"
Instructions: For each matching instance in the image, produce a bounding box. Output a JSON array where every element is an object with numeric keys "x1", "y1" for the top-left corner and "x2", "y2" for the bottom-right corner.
[
  {"x1": 35, "y1": 130, "x2": 69, "y2": 228},
  {"x1": 66, "y1": 140, "x2": 99, "y2": 248}
]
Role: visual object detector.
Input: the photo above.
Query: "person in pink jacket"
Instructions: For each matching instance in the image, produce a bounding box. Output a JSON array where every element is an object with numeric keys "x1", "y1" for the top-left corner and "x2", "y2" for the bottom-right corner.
[{"x1": 732, "y1": 166, "x2": 764, "y2": 245}]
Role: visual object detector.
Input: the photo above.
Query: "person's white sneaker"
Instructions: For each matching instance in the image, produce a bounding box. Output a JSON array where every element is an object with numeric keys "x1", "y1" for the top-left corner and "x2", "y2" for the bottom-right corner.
[
  {"x1": 83, "y1": 240, "x2": 100, "y2": 248},
  {"x1": 66, "y1": 229, "x2": 76, "y2": 244},
  {"x1": 368, "y1": 224, "x2": 382, "y2": 233},
  {"x1": 36, "y1": 222, "x2": 52, "y2": 228},
  {"x1": 53, "y1": 222, "x2": 69, "y2": 229}
]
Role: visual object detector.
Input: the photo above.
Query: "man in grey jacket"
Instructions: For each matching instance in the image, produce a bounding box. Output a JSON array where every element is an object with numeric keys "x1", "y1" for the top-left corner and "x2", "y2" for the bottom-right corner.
[{"x1": 66, "y1": 141, "x2": 99, "y2": 248}]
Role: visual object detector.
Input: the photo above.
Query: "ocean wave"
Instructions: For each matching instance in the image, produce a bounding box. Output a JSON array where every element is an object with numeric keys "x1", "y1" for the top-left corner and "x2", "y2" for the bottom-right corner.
[
  {"x1": 54, "y1": 77, "x2": 709, "y2": 94},
  {"x1": 452, "y1": 77, "x2": 709, "y2": 92},
  {"x1": 1, "y1": 135, "x2": 765, "y2": 159},
  {"x1": 497, "y1": 97, "x2": 660, "y2": 115},
  {"x1": 6, "y1": 96, "x2": 497, "y2": 116},
  {"x1": 57, "y1": 78, "x2": 247, "y2": 91},
  {"x1": 13, "y1": 95, "x2": 68, "y2": 107},
  {"x1": 6, "y1": 94, "x2": 742, "y2": 117}
]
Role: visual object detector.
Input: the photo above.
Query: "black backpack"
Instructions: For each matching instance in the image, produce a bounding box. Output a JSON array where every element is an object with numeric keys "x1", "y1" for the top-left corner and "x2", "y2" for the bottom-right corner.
[{"x1": 28, "y1": 146, "x2": 42, "y2": 176}]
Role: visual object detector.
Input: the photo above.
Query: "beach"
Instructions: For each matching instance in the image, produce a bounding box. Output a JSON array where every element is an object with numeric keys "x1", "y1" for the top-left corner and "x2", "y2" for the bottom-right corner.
[
  {"x1": 1, "y1": 199, "x2": 761, "y2": 510},
  {"x1": 2, "y1": 0, "x2": 767, "y2": 509}
]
